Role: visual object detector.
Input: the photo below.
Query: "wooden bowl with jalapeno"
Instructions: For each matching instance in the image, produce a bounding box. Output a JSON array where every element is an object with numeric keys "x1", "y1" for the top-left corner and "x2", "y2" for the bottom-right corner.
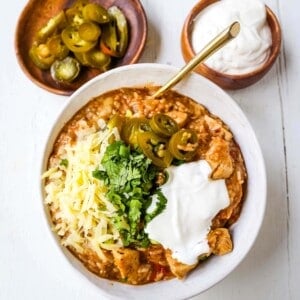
[{"x1": 15, "y1": 0, "x2": 147, "y2": 95}]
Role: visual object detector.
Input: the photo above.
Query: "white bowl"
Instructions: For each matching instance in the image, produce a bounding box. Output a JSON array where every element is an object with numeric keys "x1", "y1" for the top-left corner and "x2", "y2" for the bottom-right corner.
[{"x1": 40, "y1": 63, "x2": 266, "y2": 299}]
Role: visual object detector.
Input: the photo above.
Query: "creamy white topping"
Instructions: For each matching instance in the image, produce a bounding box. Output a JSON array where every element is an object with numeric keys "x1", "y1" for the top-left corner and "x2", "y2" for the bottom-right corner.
[
  {"x1": 191, "y1": 0, "x2": 272, "y2": 74},
  {"x1": 145, "y1": 160, "x2": 230, "y2": 265}
]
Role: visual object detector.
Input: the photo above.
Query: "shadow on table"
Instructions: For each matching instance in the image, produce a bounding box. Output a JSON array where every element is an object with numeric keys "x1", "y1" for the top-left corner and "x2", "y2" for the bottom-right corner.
[{"x1": 138, "y1": 19, "x2": 161, "y2": 63}]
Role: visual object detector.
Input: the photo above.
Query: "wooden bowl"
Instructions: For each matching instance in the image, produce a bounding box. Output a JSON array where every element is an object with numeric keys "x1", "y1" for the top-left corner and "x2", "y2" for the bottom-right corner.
[
  {"x1": 181, "y1": 0, "x2": 281, "y2": 89},
  {"x1": 15, "y1": 0, "x2": 147, "y2": 95}
]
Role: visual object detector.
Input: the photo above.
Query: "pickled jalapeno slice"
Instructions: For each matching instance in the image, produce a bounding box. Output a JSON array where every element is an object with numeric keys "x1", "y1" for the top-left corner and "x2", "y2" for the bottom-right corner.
[
  {"x1": 29, "y1": 43, "x2": 56, "y2": 69},
  {"x1": 121, "y1": 118, "x2": 150, "y2": 146},
  {"x1": 100, "y1": 20, "x2": 119, "y2": 57},
  {"x1": 168, "y1": 129, "x2": 199, "y2": 161},
  {"x1": 149, "y1": 113, "x2": 179, "y2": 138},
  {"x1": 137, "y1": 132, "x2": 173, "y2": 168},
  {"x1": 107, "y1": 114, "x2": 125, "y2": 133},
  {"x1": 61, "y1": 25, "x2": 97, "y2": 52},
  {"x1": 36, "y1": 11, "x2": 67, "y2": 42},
  {"x1": 47, "y1": 35, "x2": 69, "y2": 59},
  {"x1": 107, "y1": 6, "x2": 128, "y2": 57},
  {"x1": 50, "y1": 56, "x2": 80, "y2": 83},
  {"x1": 84, "y1": 49, "x2": 111, "y2": 69},
  {"x1": 78, "y1": 22, "x2": 101, "y2": 42},
  {"x1": 65, "y1": 0, "x2": 88, "y2": 25},
  {"x1": 82, "y1": 3, "x2": 110, "y2": 24}
]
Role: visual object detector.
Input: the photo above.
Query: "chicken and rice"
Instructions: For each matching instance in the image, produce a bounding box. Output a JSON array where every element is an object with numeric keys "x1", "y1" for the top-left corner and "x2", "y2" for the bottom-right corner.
[{"x1": 42, "y1": 87, "x2": 246, "y2": 284}]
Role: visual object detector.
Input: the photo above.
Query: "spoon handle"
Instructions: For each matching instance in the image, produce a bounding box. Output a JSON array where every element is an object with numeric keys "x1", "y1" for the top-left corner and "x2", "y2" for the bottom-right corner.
[{"x1": 152, "y1": 21, "x2": 240, "y2": 99}]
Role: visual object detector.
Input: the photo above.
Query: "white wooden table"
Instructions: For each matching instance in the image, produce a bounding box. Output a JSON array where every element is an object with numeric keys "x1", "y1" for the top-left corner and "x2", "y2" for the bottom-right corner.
[{"x1": 1, "y1": 0, "x2": 299, "y2": 299}]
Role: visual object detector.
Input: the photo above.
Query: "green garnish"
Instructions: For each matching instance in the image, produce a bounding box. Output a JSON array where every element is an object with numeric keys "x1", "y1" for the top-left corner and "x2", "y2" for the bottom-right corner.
[
  {"x1": 60, "y1": 159, "x2": 69, "y2": 167},
  {"x1": 171, "y1": 158, "x2": 185, "y2": 166},
  {"x1": 93, "y1": 140, "x2": 168, "y2": 247},
  {"x1": 145, "y1": 190, "x2": 167, "y2": 223}
]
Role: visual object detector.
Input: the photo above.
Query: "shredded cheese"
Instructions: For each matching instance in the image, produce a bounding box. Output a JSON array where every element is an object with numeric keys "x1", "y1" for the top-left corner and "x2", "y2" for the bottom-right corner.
[{"x1": 43, "y1": 121, "x2": 123, "y2": 256}]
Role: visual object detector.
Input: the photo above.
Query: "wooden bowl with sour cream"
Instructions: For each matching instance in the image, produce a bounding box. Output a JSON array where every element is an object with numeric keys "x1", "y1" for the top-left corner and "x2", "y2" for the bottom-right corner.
[{"x1": 181, "y1": 0, "x2": 281, "y2": 89}]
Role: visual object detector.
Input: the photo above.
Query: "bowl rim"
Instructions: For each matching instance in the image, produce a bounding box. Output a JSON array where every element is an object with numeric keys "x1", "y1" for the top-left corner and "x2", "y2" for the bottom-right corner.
[
  {"x1": 39, "y1": 63, "x2": 267, "y2": 299},
  {"x1": 14, "y1": 0, "x2": 148, "y2": 96},
  {"x1": 181, "y1": 0, "x2": 282, "y2": 81}
]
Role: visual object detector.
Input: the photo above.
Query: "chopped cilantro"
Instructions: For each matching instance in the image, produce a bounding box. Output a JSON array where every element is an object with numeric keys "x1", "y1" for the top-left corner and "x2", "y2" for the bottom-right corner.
[
  {"x1": 93, "y1": 141, "x2": 168, "y2": 247},
  {"x1": 60, "y1": 159, "x2": 68, "y2": 167},
  {"x1": 172, "y1": 158, "x2": 185, "y2": 166},
  {"x1": 145, "y1": 190, "x2": 167, "y2": 223}
]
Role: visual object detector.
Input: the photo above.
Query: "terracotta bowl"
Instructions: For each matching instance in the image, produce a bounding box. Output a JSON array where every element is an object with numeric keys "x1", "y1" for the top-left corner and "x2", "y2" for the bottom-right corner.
[
  {"x1": 15, "y1": 0, "x2": 147, "y2": 95},
  {"x1": 181, "y1": 0, "x2": 281, "y2": 89}
]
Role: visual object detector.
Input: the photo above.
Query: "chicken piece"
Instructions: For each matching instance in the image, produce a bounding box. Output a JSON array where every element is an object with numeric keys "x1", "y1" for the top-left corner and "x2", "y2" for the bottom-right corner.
[
  {"x1": 205, "y1": 136, "x2": 233, "y2": 179},
  {"x1": 112, "y1": 248, "x2": 140, "y2": 284},
  {"x1": 97, "y1": 97, "x2": 114, "y2": 118},
  {"x1": 204, "y1": 115, "x2": 232, "y2": 141},
  {"x1": 146, "y1": 244, "x2": 169, "y2": 266},
  {"x1": 165, "y1": 110, "x2": 188, "y2": 127},
  {"x1": 212, "y1": 206, "x2": 234, "y2": 228},
  {"x1": 208, "y1": 228, "x2": 233, "y2": 255},
  {"x1": 137, "y1": 264, "x2": 152, "y2": 283},
  {"x1": 165, "y1": 250, "x2": 196, "y2": 279},
  {"x1": 72, "y1": 246, "x2": 119, "y2": 280}
]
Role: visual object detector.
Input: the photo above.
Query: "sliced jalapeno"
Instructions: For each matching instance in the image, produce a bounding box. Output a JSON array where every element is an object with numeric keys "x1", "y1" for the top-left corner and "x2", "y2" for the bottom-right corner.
[
  {"x1": 149, "y1": 113, "x2": 179, "y2": 138},
  {"x1": 121, "y1": 118, "x2": 150, "y2": 146},
  {"x1": 107, "y1": 114, "x2": 125, "y2": 133},
  {"x1": 168, "y1": 129, "x2": 199, "y2": 161},
  {"x1": 47, "y1": 35, "x2": 69, "y2": 59},
  {"x1": 61, "y1": 25, "x2": 97, "y2": 52},
  {"x1": 82, "y1": 3, "x2": 110, "y2": 24},
  {"x1": 73, "y1": 52, "x2": 90, "y2": 66},
  {"x1": 50, "y1": 56, "x2": 80, "y2": 83},
  {"x1": 65, "y1": 0, "x2": 88, "y2": 25},
  {"x1": 100, "y1": 19, "x2": 119, "y2": 57},
  {"x1": 84, "y1": 49, "x2": 111, "y2": 70},
  {"x1": 78, "y1": 22, "x2": 101, "y2": 42},
  {"x1": 65, "y1": 8, "x2": 85, "y2": 26},
  {"x1": 137, "y1": 132, "x2": 173, "y2": 168},
  {"x1": 29, "y1": 43, "x2": 56, "y2": 69},
  {"x1": 36, "y1": 11, "x2": 67, "y2": 42},
  {"x1": 107, "y1": 6, "x2": 128, "y2": 57}
]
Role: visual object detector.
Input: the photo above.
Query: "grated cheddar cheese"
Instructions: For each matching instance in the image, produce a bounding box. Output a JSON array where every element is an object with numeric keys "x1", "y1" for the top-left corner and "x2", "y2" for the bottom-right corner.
[{"x1": 42, "y1": 122, "x2": 123, "y2": 256}]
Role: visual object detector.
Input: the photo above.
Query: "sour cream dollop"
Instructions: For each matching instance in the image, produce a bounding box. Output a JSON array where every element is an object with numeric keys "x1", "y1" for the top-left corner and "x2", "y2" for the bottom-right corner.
[
  {"x1": 191, "y1": 0, "x2": 272, "y2": 74},
  {"x1": 145, "y1": 160, "x2": 230, "y2": 265}
]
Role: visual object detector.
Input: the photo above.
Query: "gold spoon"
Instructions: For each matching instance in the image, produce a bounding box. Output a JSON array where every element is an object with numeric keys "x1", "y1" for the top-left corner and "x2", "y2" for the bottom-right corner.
[{"x1": 152, "y1": 21, "x2": 240, "y2": 99}]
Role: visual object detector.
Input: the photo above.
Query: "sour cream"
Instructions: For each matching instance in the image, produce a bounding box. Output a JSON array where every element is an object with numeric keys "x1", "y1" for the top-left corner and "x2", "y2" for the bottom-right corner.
[
  {"x1": 191, "y1": 0, "x2": 272, "y2": 74},
  {"x1": 145, "y1": 160, "x2": 230, "y2": 265}
]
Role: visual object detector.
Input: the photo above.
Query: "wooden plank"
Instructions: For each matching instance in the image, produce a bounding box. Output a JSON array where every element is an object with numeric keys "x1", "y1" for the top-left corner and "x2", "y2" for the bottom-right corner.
[{"x1": 275, "y1": 0, "x2": 300, "y2": 299}]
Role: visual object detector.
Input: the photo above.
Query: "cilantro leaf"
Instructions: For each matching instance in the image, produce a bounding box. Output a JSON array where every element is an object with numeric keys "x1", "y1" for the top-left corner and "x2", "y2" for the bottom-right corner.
[
  {"x1": 93, "y1": 140, "x2": 168, "y2": 247},
  {"x1": 60, "y1": 159, "x2": 68, "y2": 167},
  {"x1": 145, "y1": 190, "x2": 168, "y2": 223}
]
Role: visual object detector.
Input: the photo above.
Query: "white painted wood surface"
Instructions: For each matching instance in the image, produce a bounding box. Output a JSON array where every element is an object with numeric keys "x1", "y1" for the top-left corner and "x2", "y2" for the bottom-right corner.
[{"x1": 1, "y1": 0, "x2": 299, "y2": 299}]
